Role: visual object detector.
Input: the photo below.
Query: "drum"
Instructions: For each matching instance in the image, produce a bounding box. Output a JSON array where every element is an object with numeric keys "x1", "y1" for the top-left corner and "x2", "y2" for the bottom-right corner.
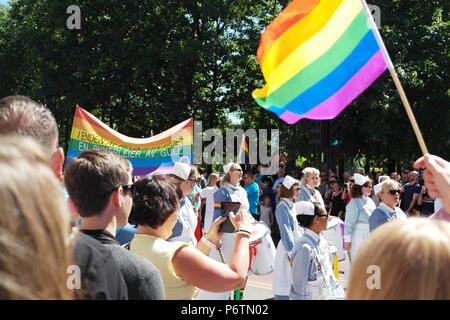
[
  {"x1": 322, "y1": 217, "x2": 345, "y2": 260},
  {"x1": 248, "y1": 221, "x2": 276, "y2": 275}
]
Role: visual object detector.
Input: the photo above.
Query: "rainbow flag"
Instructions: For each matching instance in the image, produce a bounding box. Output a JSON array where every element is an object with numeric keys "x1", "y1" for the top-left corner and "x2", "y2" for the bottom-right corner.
[
  {"x1": 253, "y1": 0, "x2": 387, "y2": 124},
  {"x1": 66, "y1": 106, "x2": 193, "y2": 176}
]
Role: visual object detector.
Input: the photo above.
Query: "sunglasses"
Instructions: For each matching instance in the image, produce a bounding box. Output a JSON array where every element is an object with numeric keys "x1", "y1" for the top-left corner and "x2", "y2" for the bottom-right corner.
[
  {"x1": 230, "y1": 168, "x2": 243, "y2": 172},
  {"x1": 388, "y1": 189, "x2": 400, "y2": 195},
  {"x1": 104, "y1": 184, "x2": 135, "y2": 196},
  {"x1": 317, "y1": 213, "x2": 329, "y2": 218},
  {"x1": 188, "y1": 177, "x2": 201, "y2": 184}
]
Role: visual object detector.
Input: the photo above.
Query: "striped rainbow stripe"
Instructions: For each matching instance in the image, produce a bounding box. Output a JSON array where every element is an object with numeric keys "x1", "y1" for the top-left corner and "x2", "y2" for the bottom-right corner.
[
  {"x1": 66, "y1": 106, "x2": 193, "y2": 176},
  {"x1": 214, "y1": 202, "x2": 221, "y2": 209},
  {"x1": 253, "y1": 0, "x2": 387, "y2": 124}
]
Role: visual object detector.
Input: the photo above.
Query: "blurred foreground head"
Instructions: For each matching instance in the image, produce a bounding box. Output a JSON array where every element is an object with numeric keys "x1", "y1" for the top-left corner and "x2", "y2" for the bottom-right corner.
[
  {"x1": 347, "y1": 218, "x2": 450, "y2": 300},
  {"x1": 0, "y1": 135, "x2": 72, "y2": 299}
]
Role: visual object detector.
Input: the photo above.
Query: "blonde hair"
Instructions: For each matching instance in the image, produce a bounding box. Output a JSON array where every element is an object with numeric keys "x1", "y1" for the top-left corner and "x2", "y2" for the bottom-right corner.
[
  {"x1": 380, "y1": 179, "x2": 401, "y2": 194},
  {"x1": 207, "y1": 173, "x2": 219, "y2": 186},
  {"x1": 0, "y1": 135, "x2": 72, "y2": 299},
  {"x1": 221, "y1": 163, "x2": 241, "y2": 187},
  {"x1": 347, "y1": 218, "x2": 450, "y2": 300},
  {"x1": 301, "y1": 167, "x2": 320, "y2": 187}
]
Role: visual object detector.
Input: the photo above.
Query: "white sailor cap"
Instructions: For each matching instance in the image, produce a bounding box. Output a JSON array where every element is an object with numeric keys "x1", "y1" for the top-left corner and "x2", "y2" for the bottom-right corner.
[
  {"x1": 295, "y1": 201, "x2": 315, "y2": 216},
  {"x1": 223, "y1": 162, "x2": 234, "y2": 174},
  {"x1": 171, "y1": 162, "x2": 191, "y2": 180},
  {"x1": 373, "y1": 183, "x2": 383, "y2": 194},
  {"x1": 282, "y1": 175, "x2": 298, "y2": 189},
  {"x1": 353, "y1": 173, "x2": 369, "y2": 186}
]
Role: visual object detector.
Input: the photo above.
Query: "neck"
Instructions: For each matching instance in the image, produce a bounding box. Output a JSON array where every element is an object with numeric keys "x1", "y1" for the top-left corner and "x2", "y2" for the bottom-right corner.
[
  {"x1": 230, "y1": 180, "x2": 239, "y2": 187},
  {"x1": 79, "y1": 212, "x2": 118, "y2": 236},
  {"x1": 137, "y1": 224, "x2": 166, "y2": 239},
  {"x1": 308, "y1": 225, "x2": 322, "y2": 235},
  {"x1": 383, "y1": 202, "x2": 396, "y2": 210}
]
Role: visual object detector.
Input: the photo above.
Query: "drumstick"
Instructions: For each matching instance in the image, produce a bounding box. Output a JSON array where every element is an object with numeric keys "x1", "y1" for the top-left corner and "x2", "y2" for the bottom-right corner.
[{"x1": 218, "y1": 248, "x2": 227, "y2": 264}]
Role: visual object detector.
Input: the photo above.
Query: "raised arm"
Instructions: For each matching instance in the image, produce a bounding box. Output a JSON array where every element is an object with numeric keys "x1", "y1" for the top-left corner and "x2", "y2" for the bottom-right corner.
[{"x1": 171, "y1": 209, "x2": 251, "y2": 292}]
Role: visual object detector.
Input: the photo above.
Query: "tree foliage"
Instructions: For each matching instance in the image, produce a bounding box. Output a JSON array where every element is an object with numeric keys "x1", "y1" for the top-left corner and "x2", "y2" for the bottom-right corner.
[{"x1": 0, "y1": 0, "x2": 448, "y2": 170}]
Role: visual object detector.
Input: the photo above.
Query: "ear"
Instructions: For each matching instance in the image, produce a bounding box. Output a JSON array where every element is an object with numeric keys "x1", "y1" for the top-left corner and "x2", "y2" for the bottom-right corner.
[
  {"x1": 51, "y1": 147, "x2": 65, "y2": 180},
  {"x1": 112, "y1": 188, "x2": 122, "y2": 208}
]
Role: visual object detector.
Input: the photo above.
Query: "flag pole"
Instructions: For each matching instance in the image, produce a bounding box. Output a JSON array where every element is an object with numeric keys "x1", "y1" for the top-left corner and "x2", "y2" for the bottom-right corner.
[{"x1": 360, "y1": 0, "x2": 429, "y2": 155}]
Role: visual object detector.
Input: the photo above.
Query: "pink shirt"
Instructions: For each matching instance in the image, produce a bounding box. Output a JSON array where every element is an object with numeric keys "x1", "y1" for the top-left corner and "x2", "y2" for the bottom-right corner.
[{"x1": 430, "y1": 208, "x2": 450, "y2": 223}]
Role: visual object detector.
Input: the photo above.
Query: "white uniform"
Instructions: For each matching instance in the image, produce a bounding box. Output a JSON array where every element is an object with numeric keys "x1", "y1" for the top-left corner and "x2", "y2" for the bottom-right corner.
[
  {"x1": 273, "y1": 198, "x2": 303, "y2": 297},
  {"x1": 290, "y1": 228, "x2": 345, "y2": 300}
]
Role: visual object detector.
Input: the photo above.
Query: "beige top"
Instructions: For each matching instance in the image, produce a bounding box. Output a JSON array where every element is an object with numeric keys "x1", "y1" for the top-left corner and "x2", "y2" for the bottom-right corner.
[{"x1": 130, "y1": 234, "x2": 198, "y2": 300}]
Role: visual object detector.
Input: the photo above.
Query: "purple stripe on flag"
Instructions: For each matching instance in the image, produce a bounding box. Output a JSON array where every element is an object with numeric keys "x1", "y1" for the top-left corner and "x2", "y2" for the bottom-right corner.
[
  {"x1": 279, "y1": 50, "x2": 387, "y2": 124},
  {"x1": 132, "y1": 165, "x2": 175, "y2": 176}
]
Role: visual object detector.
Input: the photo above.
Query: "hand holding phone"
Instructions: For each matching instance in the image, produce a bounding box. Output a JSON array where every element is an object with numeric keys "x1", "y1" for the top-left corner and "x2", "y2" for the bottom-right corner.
[{"x1": 219, "y1": 201, "x2": 241, "y2": 233}]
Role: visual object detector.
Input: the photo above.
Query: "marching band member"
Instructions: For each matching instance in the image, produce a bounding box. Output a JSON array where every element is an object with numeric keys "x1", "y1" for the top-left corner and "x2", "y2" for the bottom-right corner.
[
  {"x1": 296, "y1": 167, "x2": 325, "y2": 207},
  {"x1": 343, "y1": 173, "x2": 376, "y2": 260},
  {"x1": 291, "y1": 201, "x2": 344, "y2": 300},
  {"x1": 197, "y1": 162, "x2": 253, "y2": 300},
  {"x1": 273, "y1": 175, "x2": 302, "y2": 300}
]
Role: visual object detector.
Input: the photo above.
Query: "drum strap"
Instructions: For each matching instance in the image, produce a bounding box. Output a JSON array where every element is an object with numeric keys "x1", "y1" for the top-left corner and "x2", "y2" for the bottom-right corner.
[{"x1": 248, "y1": 240, "x2": 262, "y2": 270}]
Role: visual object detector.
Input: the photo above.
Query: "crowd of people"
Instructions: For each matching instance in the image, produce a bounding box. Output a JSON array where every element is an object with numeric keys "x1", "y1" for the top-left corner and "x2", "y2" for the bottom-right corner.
[{"x1": 0, "y1": 95, "x2": 449, "y2": 300}]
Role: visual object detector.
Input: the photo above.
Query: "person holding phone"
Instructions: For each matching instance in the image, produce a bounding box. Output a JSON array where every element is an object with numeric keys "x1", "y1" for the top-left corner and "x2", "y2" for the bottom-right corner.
[
  {"x1": 129, "y1": 175, "x2": 251, "y2": 299},
  {"x1": 273, "y1": 175, "x2": 302, "y2": 300},
  {"x1": 197, "y1": 162, "x2": 254, "y2": 300}
]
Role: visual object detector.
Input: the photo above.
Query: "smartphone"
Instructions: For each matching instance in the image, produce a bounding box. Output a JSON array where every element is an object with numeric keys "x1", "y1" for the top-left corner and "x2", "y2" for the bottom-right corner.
[{"x1": 219, "y1": 201, "x2": 241, "y2": 233}]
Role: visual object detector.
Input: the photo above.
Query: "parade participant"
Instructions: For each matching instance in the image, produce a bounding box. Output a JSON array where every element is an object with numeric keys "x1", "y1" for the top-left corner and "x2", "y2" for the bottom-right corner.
[
  {"x1": 296, "y1": 167, "x2": 325, "y2": 207},
  {"x1": 290, "y1": 202, "x2": 345, "y2": 300},
  {"x1": 273, "y1": 175, "x2": 302, "y2": 300},
  {"x1": 168, "y1": 162, "x2": 201, "y2": 246},
  {"x1": 343, "y1": 174, "x2": 376, "y2": 260},
  {"x1": 0, "y1": 136, "x2": 72, "y2": 299},
  {"x1": 197, "y1": 162, "x2": 253, "y2": 300},
  {"x1": 400, "y1": 171, "x2": 421, "y2": 215},
  {"x1": 347, "y1": 218, "x2": 450, "y2": 299},
  {"x1": 129, "y1": 175, "x2": 251, "y2": 300},
  {"x1": 369, "y1": 179, "x2": 407, "y2": 232},
  {"x1": 199, "y1": 173, "x2": 219, "y2": 233},
  {"x1": 371, "y1": 175, "x2": 390, "y2": 206},
  {"x1": 64, "y1": 149, "x2": 164, "y2": 300}
]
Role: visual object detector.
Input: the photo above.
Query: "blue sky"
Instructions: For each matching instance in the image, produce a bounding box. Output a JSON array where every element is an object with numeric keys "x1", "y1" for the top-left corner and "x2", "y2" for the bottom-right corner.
[{"x1": 0, "y1": 0, "x2": 9, "y2": 5}]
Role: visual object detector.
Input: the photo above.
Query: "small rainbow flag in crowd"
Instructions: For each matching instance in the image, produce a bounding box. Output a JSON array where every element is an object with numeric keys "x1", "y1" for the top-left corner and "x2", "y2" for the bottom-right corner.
[
  {"x1": 66, "y1": 106, "x2": 193, "y2": 176},
  {"x1": 253, "y1": 0, "x2": 387, "y2": 124}
]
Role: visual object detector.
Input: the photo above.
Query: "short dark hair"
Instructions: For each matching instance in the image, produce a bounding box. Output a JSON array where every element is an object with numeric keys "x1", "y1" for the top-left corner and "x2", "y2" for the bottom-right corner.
[
  {"x1": 296, "y1": 203, "x2": 326, "y2": 228},
  {"x1": 0, "y1": 95, "x2": 59, "y2": 154},
  {"x1": 129, "y1": 175, "x2": 180, "y2": 228},
  {"x1": 64, "y1": 149, "x2": 132, "y2": 217}
]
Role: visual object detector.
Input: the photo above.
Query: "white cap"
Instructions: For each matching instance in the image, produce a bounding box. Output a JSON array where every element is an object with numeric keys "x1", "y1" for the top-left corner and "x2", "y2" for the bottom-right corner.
[
  {"x1": 353, "y1": 173, "x2": 369, "y2": 186},
  {"x1": 373, "y1": 183, "x2": 382, "y2": 194},
  {"x1": 295, "y1": 201, "x2": 315, "y2": 216},
  {"x1": 282, "y1": 175, "x2": 298, "y2": 189},
  {"x1": 302, "y1": 167, "x2": 318, "y2": 175},
  {"x1": 171, "y1": 162, "x2": 191, "y2": 180},
  {"x1": 223, "y1": 162, "x2": 233, "y2": 174}
]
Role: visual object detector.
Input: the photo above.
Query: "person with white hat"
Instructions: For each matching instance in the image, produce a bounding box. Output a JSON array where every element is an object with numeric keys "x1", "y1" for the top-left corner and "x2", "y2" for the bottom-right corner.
[
  {"x1": 296, "y1": 167, "x2": 325, "y2": 207},
  {"x1": 290, "y1": 201, "x2": 345, "y2": 300},
  {"x1": 343, "y1": 173, "x2": 376, "y2": 260},
  {"x1": 197, "y1": 162, "x2": 253, "y2": 300},
  {"x1": 272, "y1": 175, "x2": 302, "y2": 300},
  {"x1": 369, "y1": 179, "x2": 407, "y2": 232},
  {"x1": 168, "y1": 162, "x2": 201, "y2": 246}
]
